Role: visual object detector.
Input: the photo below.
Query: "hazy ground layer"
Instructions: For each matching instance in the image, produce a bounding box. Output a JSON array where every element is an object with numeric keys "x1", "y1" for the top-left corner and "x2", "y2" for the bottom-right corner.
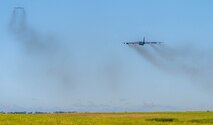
[{"x1": 1, "y1": 112, "x2": 213, "y2": 125}]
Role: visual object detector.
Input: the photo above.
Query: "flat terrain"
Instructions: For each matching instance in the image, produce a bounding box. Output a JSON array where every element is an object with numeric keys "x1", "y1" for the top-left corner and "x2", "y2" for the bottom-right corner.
[{"x1": 1, "y1": 112, "x2": 213, "y2": 125}]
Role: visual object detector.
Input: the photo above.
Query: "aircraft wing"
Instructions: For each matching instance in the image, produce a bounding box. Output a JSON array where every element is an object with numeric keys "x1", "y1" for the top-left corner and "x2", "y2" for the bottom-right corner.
[
  {"x1": 124, "y1": 42, "x2": 140, "y2": 45},
  {"x1": 145, "y1": 42, "x2": 162, "y2": 44}
]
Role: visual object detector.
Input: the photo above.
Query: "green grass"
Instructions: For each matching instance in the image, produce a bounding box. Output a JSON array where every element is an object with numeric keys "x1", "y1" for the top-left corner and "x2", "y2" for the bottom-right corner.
[{"x1": 1, "y1": 111, "x2": 213, "y2": 125}]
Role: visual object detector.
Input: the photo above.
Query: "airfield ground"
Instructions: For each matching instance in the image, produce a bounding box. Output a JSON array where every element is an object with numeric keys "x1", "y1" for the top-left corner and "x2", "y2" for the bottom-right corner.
[{"x1": 0, "y1": 111, "x2": 213, "y2": 125}]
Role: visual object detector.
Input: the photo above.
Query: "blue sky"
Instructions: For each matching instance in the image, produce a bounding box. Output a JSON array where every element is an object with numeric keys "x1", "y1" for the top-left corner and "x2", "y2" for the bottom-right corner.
[{"x1": 1, "y1": 0, "x2": 213, "y2": 112}]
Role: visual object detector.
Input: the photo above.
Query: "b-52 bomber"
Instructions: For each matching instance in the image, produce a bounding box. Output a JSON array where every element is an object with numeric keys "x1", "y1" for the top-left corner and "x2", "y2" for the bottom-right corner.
[{"x1": 124, "y1": 37, "x2": 162, "y2": 46}]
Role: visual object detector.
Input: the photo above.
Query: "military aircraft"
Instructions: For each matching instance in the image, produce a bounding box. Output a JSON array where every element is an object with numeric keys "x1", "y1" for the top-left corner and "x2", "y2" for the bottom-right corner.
[{"x1": 124, "y1": 37, "x2": 162, "y2": 46}]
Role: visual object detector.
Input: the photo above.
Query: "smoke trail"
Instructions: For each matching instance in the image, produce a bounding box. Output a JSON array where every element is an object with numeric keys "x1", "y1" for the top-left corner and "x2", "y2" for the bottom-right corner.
[
  {"x1": 9, "y1": 7, "x2": 26, "y2": 33},
  {"x1": 9, "y1": 7, "x2": 57, "y2": 54},
  {"x1": 150, "y1": 44, "x2": 173, "y2": 61},
  {"x1": 9, "y1": 7, "x2": 75, "y2": 91},
  {"x1": 129, "y1": 45, "x2": 170, "y2": 71},
  {"x1": 129, "y1": 45, "x2": 158, "y2": 65},
  {"x1": 150, "y1": 44, "x2": 203, "y2": 75},
  {"x1": 131, "y1": 43, "x2": 213, "y2": 91}
]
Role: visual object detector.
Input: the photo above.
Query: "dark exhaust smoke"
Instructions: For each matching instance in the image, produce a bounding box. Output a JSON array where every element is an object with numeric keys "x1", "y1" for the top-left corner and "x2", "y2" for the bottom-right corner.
[
  {"x1": 130, "y1": 43, "x2": 213, "y2": 91},
  {"x1": 129, "y1": 45, "x2": 170, "y2": 71},
  {"x1": 9, "y1": 7, "x2": 75, "y2": 91},
  {"x1": 10, "y1": 7, "x2": 26, "y2": 33}
]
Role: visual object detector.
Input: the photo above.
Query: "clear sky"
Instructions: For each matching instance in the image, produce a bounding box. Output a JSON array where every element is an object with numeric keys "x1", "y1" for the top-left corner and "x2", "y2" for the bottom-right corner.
[{"x1": 1, "y1": 0, "x2": 213, "y2": 112}]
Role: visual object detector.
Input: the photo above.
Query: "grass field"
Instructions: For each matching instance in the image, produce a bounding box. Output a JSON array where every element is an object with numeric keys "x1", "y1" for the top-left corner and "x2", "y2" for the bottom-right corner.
[{"x1": 1, "y1": 112, "x2": 213, "y2": 125}]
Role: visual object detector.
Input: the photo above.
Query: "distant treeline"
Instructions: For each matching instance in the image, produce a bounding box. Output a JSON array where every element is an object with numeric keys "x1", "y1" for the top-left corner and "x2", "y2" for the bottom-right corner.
[{"x1": 0, "y1": 111, "x2": 77, "y2": 114}]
